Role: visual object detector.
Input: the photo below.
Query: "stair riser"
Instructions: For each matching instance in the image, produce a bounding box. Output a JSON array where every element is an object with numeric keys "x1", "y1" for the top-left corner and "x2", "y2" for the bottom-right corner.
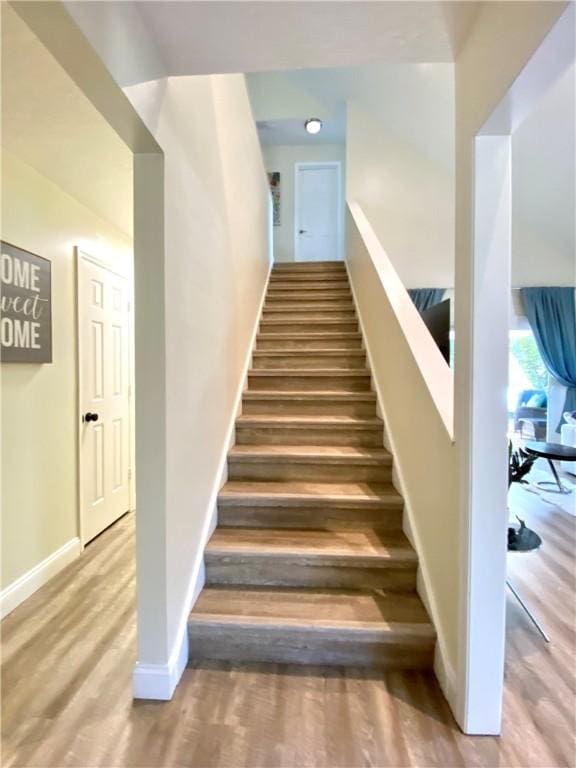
[
  {"x1": 256, "y1": 337, "x2": 362, "y2": 350},
  {"x1": 188, "y1": 626, "x2": 434, "y2": 669},
  {"x1": 252, "y1": 354, "x2": 366, "y2": 370},
  {"x1": 273, "y1": 262, "x2": 345, "y2": 270},
  {"x1": 241, "y1": 399, "x2": 377, "y2": 416},
  {"x1": 268, "y1": 282, "x2": 350, "y2": 292},
  {"x1": 262, "y1": 310, "x2": 356, "y2": 321},
  {"x1": 264, "y1": 302, "x2": 355, "y2": 312},
  {"x1": 217, "y1": 505, "x2": 403, "y2": 531},
  {"x1": 236, "y1": 425, "x2": 383, "y2": 446},
  {"x1": 260, "y1": 321, "x2": 359, "y2": 334},
  {"x1": 266, "y1": 295, "x2": 352, "y2": 306},
  {"x1": 248, "y1": 374, "x2": 370, "y2": 391},
  {"x1": 267, "y1": 291, "x2": 351, "y2": 301},
  {"x1": 228, "y1": 459, "x2": 392, "y2": 483},
  {"x1": 206, "y1": 559, "x2": 417, "y2": 590}
]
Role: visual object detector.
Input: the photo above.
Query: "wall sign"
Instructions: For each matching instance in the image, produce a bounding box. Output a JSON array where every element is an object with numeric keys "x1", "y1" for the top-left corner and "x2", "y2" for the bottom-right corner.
[{"x1": 1, "y1": 242, "x2": 52, "y2": 363}]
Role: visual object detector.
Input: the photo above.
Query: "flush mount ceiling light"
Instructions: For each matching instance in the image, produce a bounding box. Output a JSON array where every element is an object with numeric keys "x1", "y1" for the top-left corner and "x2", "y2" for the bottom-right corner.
[{"x1": 305, "y1": 118, "x2": 322, "y2": 135}]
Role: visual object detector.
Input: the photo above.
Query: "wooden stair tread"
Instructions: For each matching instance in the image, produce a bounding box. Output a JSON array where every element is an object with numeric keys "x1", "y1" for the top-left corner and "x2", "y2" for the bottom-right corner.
[
  {"x1": 218, "y1": 480, "x2": 402, "y2": 506},
  {"x1": 253, "y1": 349, "x2": 365, "y2": 356},
  {"x1": 190, "y1": 586, "x2": 433, "y2": 630},
  {"x1": 261, "y1": 317, "x2": 356, "y2": 326},
  {"x1": 257, "y1": 332, "x2": 361, "y2": 340},
  {"x1": 237, "y1": 414, "x2": 381, "y2": 425},
  {"x1": 249, "y1": 369, "x2": 370, "y2": 376},
  {"x1": 243, "y1": 391, "x2": 376, "y2": 401},
  {"x1": 229, "y1": 445, "x2": 391, "y2": 463},
  {"x1": 207, "y1": 527, "x2": 415, "y2": 561}
]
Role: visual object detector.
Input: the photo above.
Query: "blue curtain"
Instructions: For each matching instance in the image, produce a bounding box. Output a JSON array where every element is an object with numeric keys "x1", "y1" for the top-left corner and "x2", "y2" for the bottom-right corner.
[
  {"x1": 408, "y1": 288, "x2": 446, "y2": 313},
  {"x1": 521, "y1": 287, "x2": 576, "y2": 430}
]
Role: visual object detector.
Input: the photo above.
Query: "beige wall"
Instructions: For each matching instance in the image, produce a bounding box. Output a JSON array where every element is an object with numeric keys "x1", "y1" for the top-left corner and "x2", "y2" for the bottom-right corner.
[
  {"x1": 347, "y1": 203, "x2": 459, "y2": 698},
  {"x1": 125, "y1": 74, "x2": 271, "y2": 676},
  {"x1": 346, "y1": 66, "x2": 455, "y2": 289},
  {"x1": 1, "y1": 150, "x2": 133, "y2": 590},
  {"x1": 512, "y1": 62, "x2": 575, "y2": 287},
  {"x1": 261, "y1": 144, "x2": 345, "y2": 262}
]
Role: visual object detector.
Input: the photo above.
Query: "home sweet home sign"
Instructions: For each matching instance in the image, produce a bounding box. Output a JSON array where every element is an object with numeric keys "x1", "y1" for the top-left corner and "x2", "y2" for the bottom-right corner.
[{"x1": 1, "y1": 242, "x2": 52, "y2": 363}]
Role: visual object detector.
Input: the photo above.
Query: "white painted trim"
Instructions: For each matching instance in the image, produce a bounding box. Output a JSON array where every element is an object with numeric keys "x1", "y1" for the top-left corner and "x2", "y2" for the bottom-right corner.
[
  {"x1": 132, "y1": 261, "x2": 272, "y2": 700},
  {"x1": 294, "y1": 161, "x2": 344, "y2": 262},
  {"x1": 457, "y1": 135, "x2": 511, "y2": 736},
  {"x1": 1, "y1": 538, "x2": 81, "y2": 619},
  {"x1": 346, "y1": 262, "x2": 456, "y2": 711}
]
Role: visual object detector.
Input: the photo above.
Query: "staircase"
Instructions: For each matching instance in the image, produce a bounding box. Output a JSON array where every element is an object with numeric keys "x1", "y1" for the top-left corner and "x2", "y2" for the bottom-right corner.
[{"x1": 188, "y1": 261, "x2": 435, "y2": 669}]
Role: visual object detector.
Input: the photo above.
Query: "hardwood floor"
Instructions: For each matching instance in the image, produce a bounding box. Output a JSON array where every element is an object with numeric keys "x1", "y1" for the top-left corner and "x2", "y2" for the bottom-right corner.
[{"x1": 2, "y1": 487, "x2": 574, "y2": 767}]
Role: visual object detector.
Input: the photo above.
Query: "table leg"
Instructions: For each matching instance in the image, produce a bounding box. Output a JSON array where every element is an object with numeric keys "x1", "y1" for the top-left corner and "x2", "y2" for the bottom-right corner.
[{"x1": 536, "y1": 459, "x2": 572, "y2": 494}]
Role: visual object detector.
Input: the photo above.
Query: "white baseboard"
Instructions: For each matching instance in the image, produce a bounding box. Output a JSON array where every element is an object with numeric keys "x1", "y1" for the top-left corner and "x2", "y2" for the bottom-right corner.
[
  {"x1": 345, "y1": 259, "x2": 457, "y2": 713},
  {"x1": 1, "y1": 537, "x2": 81, "y2": 619},
  {"x1": 132, "y1": 262, "x2": 272, "y2": 701},
  {"x1": 133, "y1": 629, "x2": 190, "y2": 700}
]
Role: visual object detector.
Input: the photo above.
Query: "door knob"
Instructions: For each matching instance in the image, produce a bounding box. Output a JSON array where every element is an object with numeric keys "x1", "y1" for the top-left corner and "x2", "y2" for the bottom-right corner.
[
  {"x1": 299, "y1": 229, "x2": 307, "y2": 234},
  {"x1": 84, "y1": 412, "x2": 99, "y2": 423}
]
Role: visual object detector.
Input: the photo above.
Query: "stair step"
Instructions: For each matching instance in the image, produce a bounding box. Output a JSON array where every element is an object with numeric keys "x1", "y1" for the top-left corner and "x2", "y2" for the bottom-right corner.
[
  {"x1": 272, "y1": 261, "x2": 345, "y2": 272},
  {"x1": 252, "y1": 350, "x2": 366, "y2": 370},
  {"x1": 205, "y1": 527, "x2": 417, "y2": 590},
  {"x1": 228, "y1": 445, "x2": 392, "y2": 482},
  {"x1": 263, "y1": 309, "x2": 356, "y2": 321},
  {"x1": 266, "y1": 294, "x2": 351, "y2": 306},
  {"x1": 236, "y1": 414, "x2": 383, "y2": 445},
  {"x1": 242, "y1": 390, "x2": 377, "y2": 416},
  {"x1": 268, "y1": 281, "x2": 350, "y2": 291},
  {"x1": 266, "y1": 290, "x2": 351, "y2": 301},
  {"x1": 264, "y1": 300, "x2": 354, "y2": 311},
  {"x1": 257, "y1": 333, "x2": 362, "y2": 351},
  {"x1": 260, "y1": 319, "x2": 358, "y2": 334},
  {"x1": 270, "y1": 273, "x2": 347, "y2": 283},
  {"x1": 248, "y1": 369, "x2": 371, "y2": 392},
  {"x1": 188, "y1": 586, "x2": 435, "y2": 668},
  {"x1": 218, "y1": 480, "x2": 403, "y2": 530}
]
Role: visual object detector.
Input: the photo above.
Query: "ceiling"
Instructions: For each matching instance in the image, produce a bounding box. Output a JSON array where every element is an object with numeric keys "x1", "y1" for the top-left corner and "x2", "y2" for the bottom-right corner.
[
  {"x1": 1, "y1": 6, "x2": 133, "y2": 237},
  {"x1": 128, "y1": 1, "x2": 481, "y2": 78},
  {"x1": 248, "y1": 63, "x2": 454, "y2": 168}
]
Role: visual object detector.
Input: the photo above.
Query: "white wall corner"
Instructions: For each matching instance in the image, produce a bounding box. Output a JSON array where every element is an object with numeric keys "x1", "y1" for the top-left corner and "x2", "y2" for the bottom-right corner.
[
  {"x1": 1, "y1": 538, "x2": 81, "y2": 620},
  {"x1": 132, "y1": 262, "x2": 271, "y2": 701}
]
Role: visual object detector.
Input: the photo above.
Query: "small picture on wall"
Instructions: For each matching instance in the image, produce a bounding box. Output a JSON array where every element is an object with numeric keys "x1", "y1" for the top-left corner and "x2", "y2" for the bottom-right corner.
[
  {"x1": 268, "y1": 172, "x2": 281, "y2": 226},
  {"x1": 1, "y1": 241, "x2": 52, "y2": 363}
]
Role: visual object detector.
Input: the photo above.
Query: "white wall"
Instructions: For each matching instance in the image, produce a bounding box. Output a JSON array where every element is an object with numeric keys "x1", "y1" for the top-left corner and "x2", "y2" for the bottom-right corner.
[
  {"x1": 1, "y1": 150, "x2": 133, "y2": 600},
  {"x1": 453, "y1": 0, "x2": 567, "y2": 734},
  {"x1": 347, "y1": 98, "x2": 454, "y2": 288},
  {"x1": 512, "y1": 62, "x2": 575, "y2": 287},
  {"x1": 124, "y1": 74, "x2": 271, "y2": 694},
  {"x1": 261, "y1": 144, "x2": 345, "y2": 262}
]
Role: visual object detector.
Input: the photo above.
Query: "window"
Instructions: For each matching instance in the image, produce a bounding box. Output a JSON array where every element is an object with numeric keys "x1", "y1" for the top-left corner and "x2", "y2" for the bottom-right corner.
[{"x1": 508, "y1": 330, "x2": 548, "y2": 413}]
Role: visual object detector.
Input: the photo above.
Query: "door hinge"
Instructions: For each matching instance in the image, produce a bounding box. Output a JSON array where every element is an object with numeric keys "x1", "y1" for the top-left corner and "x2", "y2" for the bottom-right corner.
[{"x1": 128, "y1": 468, "x2": 132, "y2": 480}]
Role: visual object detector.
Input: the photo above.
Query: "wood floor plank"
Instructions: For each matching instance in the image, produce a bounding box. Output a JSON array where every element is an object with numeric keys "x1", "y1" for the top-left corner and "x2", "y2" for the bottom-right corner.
[{"x1": 1, "y1": 506, "x2": 575, "y2": 767}]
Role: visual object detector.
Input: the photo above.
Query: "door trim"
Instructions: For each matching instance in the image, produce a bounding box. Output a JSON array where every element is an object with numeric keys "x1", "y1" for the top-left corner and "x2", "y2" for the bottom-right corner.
[
  {"x1": 294, "y1": 161, "x2": 343, "y2": 262},
  {"x1": 75, "y1": 247, "x2": 134, "y2": 547}
]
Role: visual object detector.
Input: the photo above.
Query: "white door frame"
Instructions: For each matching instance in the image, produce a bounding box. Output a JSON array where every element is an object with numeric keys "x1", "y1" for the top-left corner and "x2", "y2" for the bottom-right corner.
[
  {"x1": 75, "y1": 247, "x2": 134, "y2": 547},
  {"x1": 458, "y1": 5, "x2": 574, "y2": 735},
  {"x1": 294, "y1": 161, "x2": 343, "y2": 262}
]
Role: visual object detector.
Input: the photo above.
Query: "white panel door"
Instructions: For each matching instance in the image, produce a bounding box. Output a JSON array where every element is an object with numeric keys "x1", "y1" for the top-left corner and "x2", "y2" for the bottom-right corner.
[
  {"x1": 78, "y1": 254, "x2": 131, "y2": 544},
  {"x1": 295, "y1": 163, "x2": 341, "y2": 262}
]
